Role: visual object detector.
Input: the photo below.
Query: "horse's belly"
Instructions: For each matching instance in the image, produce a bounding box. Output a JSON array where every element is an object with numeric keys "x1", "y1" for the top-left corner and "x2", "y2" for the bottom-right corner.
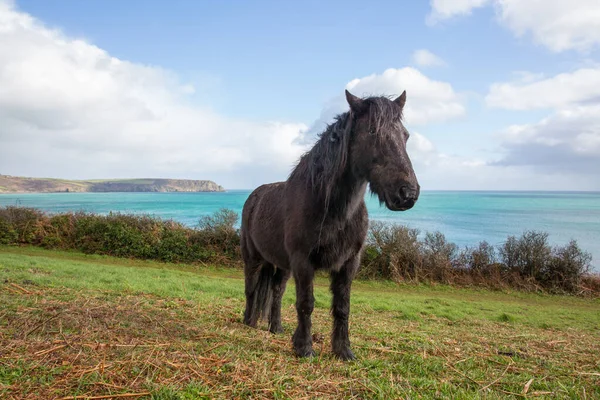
[{"x1": 252, "y1": 222, "x2": 289, "y2": 269}]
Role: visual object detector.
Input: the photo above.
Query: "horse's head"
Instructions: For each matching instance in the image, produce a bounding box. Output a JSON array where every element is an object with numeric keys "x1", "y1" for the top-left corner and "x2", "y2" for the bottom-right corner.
[{"x1": 346, "y1": 90, "x2": 420, "y2": 211}]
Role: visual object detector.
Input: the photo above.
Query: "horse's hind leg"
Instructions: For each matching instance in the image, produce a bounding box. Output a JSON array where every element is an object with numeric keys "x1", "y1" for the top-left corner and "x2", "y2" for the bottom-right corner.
[
  {"x1": 330, "y1": 255, "x2": 360, "y2": 361},
  {"x1": 243, "y1": 259, "x2": 262, "y2": 328},
  {"x1": 269, "y1": 268, "x2": 291, "y2": 334}
]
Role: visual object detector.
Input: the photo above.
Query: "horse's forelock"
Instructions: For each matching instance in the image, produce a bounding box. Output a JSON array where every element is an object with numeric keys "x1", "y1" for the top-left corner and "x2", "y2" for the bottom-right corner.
[{"x1": 364, "y1": 97, "x2": 404, "y2": 137}]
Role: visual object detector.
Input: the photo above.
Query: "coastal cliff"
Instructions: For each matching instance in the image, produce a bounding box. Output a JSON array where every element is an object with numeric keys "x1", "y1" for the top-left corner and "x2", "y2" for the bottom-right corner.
[{"x1": 0, "y1": 176, "x2": 225, "y2": 193}]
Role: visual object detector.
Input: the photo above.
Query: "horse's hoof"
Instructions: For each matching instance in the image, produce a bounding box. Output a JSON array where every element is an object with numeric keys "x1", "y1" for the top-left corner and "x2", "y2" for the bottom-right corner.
[
  {"x1": 294, "y1": 347, "x2": 316, "y2": 358},
  {"x1": 334, "y1": 348, "x2": 356, "y2": 361},
  {"x1": 269, "y1": 325, "x2": 284, "y2": 334},
  {"x1": 243, "y1": 319, "x2": 257, "y2": 329}
]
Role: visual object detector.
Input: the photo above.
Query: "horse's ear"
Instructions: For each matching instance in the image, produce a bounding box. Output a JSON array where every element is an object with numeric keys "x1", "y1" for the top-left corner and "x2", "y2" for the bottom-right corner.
[
  {"x1": 345, "y1": 90, "x2": 365, "y2": 113},
  {"x1": 394, "y1": 90, "x2": 407, "y2": 110}
]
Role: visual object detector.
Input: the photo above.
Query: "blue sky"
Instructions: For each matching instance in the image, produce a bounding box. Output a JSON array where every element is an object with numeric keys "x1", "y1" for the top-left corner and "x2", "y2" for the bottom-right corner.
[
  {"x1": 13, "y1": 0, "x2": 559, "y2": 119},
  {"x1": 1, "y1": 0, "x2": 599, "y2": 189}
]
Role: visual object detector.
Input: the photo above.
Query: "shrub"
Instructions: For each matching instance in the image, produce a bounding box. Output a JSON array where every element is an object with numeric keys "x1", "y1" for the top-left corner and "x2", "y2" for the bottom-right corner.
[
  {"x1": 543, "y1": 240, "x2": 592, "y2": 292},
  {"x1": 0, "y1": 206, "x2": 46, "y2": 244},
  {"x1": 0, "y1": 206, "x2": 595, "y2": 295},
  {"x1": 456, "y1": 241, "x2": 497, "y2": 272},
  {"x1": 500, "y1": 231, "x2": 551, "y2": 279},
  {"x1": 0, "y1": 206, "x2": 243, "y2": 266},
  {"x1": 581, "y1": 274, "x2": 600, "y2": 296},
  {"x1": 43, "y1": 213, "x2": 77, "y2": 248},
  {"x1": 422, "y1": 231, "x2": 457, "y2": 283},
  {"x1": 0, "y1": 218, "x2": 18, "y2": 244},
  {"x1": 469, "y1": 241, "x2": 497, "y2": 271},
  {"x1": 496, "y1": 231, "x2": 594, "y2": 292},
  {"x1": 156, "y1": 225, "x2": 192, "y2": 263},
  {"x1": 360, "y1": 221, "x2": 422, "y2": 281},
  {"x1": 193, "y1": 208, "x2": 241, "y2": 263}
]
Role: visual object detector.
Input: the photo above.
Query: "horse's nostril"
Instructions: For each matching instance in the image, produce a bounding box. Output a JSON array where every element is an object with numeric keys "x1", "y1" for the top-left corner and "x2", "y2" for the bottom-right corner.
[
  {"x1": 400, "y1": 186, "x2": 410, "y2": 199},
  {"x1": 400, "y1": 186, "x2": 416, "y2": 200}
]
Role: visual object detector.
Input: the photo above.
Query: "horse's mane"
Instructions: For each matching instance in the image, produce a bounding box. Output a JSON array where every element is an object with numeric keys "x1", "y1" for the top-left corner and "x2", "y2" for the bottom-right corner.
[{"x1": 289, "y1": 96, "x2": 403, "y2": 199}]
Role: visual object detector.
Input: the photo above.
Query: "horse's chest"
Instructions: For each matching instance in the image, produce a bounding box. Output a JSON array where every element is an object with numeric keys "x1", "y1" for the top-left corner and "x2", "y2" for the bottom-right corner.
[{"x1": 308, "y1": 221, "x2": 367, "y2": 271}]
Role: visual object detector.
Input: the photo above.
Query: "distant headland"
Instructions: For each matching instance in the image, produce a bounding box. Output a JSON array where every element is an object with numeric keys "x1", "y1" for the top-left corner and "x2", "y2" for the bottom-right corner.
[{"x1": 0, "y1": 175, "x2": 225, "y2": 193}]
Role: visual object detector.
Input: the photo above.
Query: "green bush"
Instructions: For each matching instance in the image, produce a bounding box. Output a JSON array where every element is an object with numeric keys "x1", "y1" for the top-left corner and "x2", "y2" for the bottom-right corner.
[
  {"x1": 0, "y1": 218, "x2": 18, "y2": 244},
  {"x1": 0, "y1": 206, "x2": 45, "y2": 244},
  {"x1": 194, "y1": 208, "x2": 240, "y2": 261},
  {"x1": 359, "y1": 222, "x2": 595, "y2": 293},
  {"x1": 494, "y1": 231, "x2": 594, "y2": 292},
  {"x1": 544, "y1": 240, "x2": 592, "y2": 292},
  {"x1": 0, "y1": 206, "x2": 596, "y2": 295},
  {"x1": 500, "y1": 231, "x2": 551, "y2": 278},
  {"x1": 0, "y1": 206, "x2": 242, "y2": 266}
]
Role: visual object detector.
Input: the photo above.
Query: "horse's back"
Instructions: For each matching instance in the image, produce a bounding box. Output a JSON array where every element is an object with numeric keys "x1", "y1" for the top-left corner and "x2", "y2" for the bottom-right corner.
[{"x1": 241, "y1": 182, "x2": 289, "y2": 269}]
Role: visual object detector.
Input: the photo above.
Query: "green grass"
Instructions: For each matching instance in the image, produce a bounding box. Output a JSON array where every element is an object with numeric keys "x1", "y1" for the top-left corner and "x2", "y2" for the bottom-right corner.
[{"x1": 1, "y1": 246, "x2": 599, "y2": 399}]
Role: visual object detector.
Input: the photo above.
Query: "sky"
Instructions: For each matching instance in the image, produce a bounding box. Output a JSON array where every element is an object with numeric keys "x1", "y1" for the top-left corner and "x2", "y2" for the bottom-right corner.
[{"x1": 1, "y1": 0, "x2": 599, "y2": 190}]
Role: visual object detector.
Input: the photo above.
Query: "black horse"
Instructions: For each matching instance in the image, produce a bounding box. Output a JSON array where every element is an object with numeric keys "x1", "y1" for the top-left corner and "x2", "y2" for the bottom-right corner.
[{"x1": 240, "y1": 90, "x2": 419, "y2": 360}]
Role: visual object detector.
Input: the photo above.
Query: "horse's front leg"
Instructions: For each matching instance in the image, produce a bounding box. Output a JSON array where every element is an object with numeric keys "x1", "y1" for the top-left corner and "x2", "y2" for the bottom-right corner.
[
  {"x1": 291, "y1": 256, "x2": 315, "y2": 357},
  {"x1": 330, "y1": 255, "x2": 359, "y2": 360}
]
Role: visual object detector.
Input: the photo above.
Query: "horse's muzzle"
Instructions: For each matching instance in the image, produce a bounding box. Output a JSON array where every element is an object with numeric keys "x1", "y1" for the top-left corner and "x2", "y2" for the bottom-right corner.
[{"x1": 387, "y1": 185, "x2": 419, "y2": 211}]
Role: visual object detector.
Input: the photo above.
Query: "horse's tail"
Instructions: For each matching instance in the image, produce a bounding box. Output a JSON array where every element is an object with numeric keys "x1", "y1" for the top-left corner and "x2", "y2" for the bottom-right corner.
[
  {"x1": 241, "y1": 183, "x2": 283, "y2": 327},
  {"x1": 244, "y1": 263, "x2": 275, "y2": 326}
]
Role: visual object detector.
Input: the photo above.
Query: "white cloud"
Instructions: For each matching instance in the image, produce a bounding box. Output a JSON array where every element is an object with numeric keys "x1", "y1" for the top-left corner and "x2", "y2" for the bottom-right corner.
[
  {"x1": 411, "y1": 49, "x2": 447, "y2": 67},
  {"x1": 492, "y1": 105, "x2": 600, "y2": 176},
  {"x1": 402, "y1": 130, "x2": 595, "y2": 191},
  {"x1": 502, "y1": 105, "x2": 600, "y2": 154},
  {"x1": 497, "y1": 0, "x2": 600, "y2": 53},
  {"x1": 428, "y1": 0, "x2": 600, "y2": 52},
  {"x1": 486, "y1": 67, "x2": 600, "y2": 186},
  {"x1": 344, "y1": 69, "x2": 465, "y2": 126},
  {"x1": 307, "y1": 67, "x2": 465, "y2": 136},
  {"x1": 486, "y1": 68, "x2": 600, "y2": 110},
  {"x1": 0, "y1": 1, "x2": 309, "y2": 189},
  {"x1": 408, "y1": 132, "x2": 436, "y2": 155},
  {"x1": 301, "y1": 67, "x2": 466, "y2": 152},
  {"x1": 427, "y1": 0, "x2": 491, "y2": 25}
]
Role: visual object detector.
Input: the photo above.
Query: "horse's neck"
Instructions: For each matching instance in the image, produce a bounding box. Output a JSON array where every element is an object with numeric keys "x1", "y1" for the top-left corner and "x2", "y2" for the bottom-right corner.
[{"x1": 323, "y1": 169, "x2": 367, "y2": 221}]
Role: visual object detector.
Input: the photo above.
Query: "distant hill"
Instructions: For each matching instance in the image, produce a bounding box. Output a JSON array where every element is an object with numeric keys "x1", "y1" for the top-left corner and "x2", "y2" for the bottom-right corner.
[{"x1": 0, "y1": 175, "x2": 225, "y2": 193}]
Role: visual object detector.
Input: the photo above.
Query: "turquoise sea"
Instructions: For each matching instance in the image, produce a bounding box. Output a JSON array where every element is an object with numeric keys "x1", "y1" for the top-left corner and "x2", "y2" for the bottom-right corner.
[{"x1": 1, "y1": 191, "x2": 599, "y2": 270}]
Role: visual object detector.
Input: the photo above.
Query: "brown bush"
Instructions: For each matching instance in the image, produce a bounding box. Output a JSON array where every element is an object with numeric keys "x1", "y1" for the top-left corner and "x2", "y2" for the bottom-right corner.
[
  {"x1": 359, "y1": 221, "x2": 422, "y2": 282},
  {"x1": 422, "y1": 231, "x2": 457, "y2": 283},
  {"x1": 1, "y1": 207, "x2": 596, "y2": 295}
]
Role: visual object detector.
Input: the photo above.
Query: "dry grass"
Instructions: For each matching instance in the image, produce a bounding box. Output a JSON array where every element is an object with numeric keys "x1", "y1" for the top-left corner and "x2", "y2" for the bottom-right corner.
[
  {"x1": 1, "y1": 280, "x2": 599, "y2": 399},
  {"x1": 1, "y1": 247, "x2": 599, "y2": 398}
]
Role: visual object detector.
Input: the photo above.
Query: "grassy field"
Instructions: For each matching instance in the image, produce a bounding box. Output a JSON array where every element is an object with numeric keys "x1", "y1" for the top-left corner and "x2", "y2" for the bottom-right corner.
[{"x1": 1, "y1": 246, "x2": 599, "y2": 399}]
